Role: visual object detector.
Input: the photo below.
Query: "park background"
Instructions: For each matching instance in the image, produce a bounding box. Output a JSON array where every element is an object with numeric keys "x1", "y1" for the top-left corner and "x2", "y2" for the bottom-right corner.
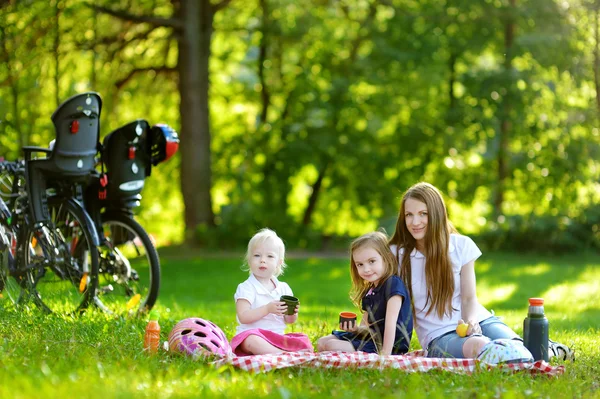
[
  {"x1": 2, "y1": 1, "x2": 600, "y2": 398},
  {"x1": 1, "y1": 0, "x2": 599, "y2": 253}
]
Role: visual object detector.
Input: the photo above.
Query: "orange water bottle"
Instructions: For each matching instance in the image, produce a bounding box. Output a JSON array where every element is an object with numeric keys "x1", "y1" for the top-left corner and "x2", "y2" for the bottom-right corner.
[{"x1": 143, "y1": 310, "x2": 161, "y2": 354}]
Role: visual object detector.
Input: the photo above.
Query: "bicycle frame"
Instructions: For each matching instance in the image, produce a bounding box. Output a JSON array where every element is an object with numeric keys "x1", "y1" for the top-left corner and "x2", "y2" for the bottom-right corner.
[{"x1": 1, "y1": 160, "x2": 100, "y2": 313}]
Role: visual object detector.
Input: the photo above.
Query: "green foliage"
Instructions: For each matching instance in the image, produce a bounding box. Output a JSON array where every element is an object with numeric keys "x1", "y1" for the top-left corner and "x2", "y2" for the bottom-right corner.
[
  {"x1": 477, "y1": 204, "x2": 600, "y2": 253},
  {"x1": 1, "y1": 0, "x2": 599, "y2": 249},
  {"x1": 1, "y1": 250, "x2": 600, "y2": 398}
]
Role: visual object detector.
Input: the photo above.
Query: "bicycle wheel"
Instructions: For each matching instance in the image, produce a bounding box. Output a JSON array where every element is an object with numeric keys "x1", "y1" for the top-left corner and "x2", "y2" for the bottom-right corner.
[
  {"x1": 24, "y1": 199, "x2": 99, "y2": 314},
  {"x1": 0, "y1": 227, "x2": 25, "y2": 307},
  {"x1": 95, "y1": 212, "x2": 160, "y2": 314},
  {"x1": 0, "y1": 168, "x2": 27, "y2": 307}
]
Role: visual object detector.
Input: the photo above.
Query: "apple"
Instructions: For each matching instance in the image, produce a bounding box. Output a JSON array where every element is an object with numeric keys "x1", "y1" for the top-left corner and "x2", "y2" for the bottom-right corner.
[{"x1": 456, "y1": 323, "x2": 469, "y2": 337}]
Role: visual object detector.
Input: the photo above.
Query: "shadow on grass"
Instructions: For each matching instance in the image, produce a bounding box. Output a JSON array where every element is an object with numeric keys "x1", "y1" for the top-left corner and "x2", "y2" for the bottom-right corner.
[
  {"x1": 550, "y1": 309, "x2": 600, "y2": 331},
  {"x1": 474, "y1": 251, "x2": 597, "y2": 310}
]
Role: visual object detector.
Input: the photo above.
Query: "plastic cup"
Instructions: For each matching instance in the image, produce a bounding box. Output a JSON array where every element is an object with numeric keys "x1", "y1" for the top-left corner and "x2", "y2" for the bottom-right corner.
[
  {"x1": 339, "y1": 311, "x2": 357, "y2": 328},
  {"x1": 280, "y1": 295, "x2": 299, "y2": 315}
]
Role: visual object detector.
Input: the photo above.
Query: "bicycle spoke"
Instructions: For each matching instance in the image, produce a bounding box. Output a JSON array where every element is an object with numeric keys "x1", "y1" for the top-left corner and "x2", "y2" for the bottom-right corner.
[
  {"x1": 95, "y1": 216, "x2": 159, "y2": 314},
  {"x1": 26, "y1": 200, "x2": 98, "y2": 314}
]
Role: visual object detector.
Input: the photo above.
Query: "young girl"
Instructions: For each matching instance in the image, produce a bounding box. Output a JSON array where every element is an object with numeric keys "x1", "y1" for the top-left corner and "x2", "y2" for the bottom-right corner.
[
  {"x1": 317, "y1": 232, "x2": 413, "y2": 356},
  {"x1": 389, "y1": 182, "x2": 573, "y2": 360},
  {"x1": 229, "y1": 228, "x2": 313, "y2": 356}
]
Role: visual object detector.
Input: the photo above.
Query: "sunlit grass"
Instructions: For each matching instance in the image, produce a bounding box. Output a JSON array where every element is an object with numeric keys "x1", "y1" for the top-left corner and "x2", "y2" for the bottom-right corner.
[
  {"x1": 543, "y1": 268, "x2": 600, "y2": 310},
  {"x1": 0, "y1": 250, "x2": 599, "y2": 398}
]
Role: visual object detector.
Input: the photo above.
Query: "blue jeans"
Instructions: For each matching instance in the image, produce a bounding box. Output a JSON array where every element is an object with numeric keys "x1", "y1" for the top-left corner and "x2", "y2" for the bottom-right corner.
[{"x1": 426, "y1": 316, "x2": 520, "y2": 358}]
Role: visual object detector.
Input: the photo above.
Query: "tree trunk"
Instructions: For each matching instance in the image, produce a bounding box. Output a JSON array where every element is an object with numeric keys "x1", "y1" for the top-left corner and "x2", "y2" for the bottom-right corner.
[
  {"x1": 0, "y1": 25, "x2": 25, "y2": 151},
  {"x1": 594, "y1": 6, "x2": 600, "y2": 115},
  {"x1": 494, "y1": 0, "x2": 516, "y2": 218},
  {"x1": 54, "y1": 0, "x2": 60, "y2": 107},
  {"x1": 302, "y1": 161, "x2": 329, "y2": 226},
  {"x1": 258, "y1": 0, "x2": 270, "y2": 123},
  {"x1": 177, "y1": 0, "x2": 215, "y2": 242},
  {"x1": 448, "y1": 51, "x2": 457, "y2": 112}
]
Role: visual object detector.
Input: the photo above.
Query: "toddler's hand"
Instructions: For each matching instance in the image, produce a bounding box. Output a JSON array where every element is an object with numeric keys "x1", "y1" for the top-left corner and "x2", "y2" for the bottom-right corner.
[
  {"x1": 267, "y1": 300, "x2": 287, "y2": 316},
  {"x1": 283, "y1": 303, "x2": 300, "y2": 320}
]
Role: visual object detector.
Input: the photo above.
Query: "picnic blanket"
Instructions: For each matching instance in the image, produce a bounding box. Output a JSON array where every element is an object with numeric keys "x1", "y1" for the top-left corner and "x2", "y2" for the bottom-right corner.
[{"x1": 210, "y1": 350, "x2": 565, "y2": 376}]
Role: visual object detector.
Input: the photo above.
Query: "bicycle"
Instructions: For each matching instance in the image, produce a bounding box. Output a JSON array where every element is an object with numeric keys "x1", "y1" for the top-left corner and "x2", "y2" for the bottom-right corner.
[
  {"x1": 81, "y1": 119, "x2": 179, "y2": 314},
  {"x1": 0, "y1": 160, "x2": 26, "y2": 305},
  {"x1": 0, "y1": 158, "x2": 100, "y2": 314},
  {"x1": 0, "y1": 92, "x2": 104, "y2": 314}
]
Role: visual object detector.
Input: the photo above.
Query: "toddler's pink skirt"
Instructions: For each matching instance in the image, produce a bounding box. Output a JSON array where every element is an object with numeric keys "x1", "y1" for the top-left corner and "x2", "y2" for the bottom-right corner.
[{"x1": 230, "y1": 328, "x2": 314, "y2": 356}]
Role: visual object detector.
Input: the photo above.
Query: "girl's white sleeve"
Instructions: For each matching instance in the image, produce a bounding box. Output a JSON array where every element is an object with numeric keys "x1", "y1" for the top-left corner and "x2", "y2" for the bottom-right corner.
[
  {"x1": 458, "y1": 235, "x2": 482, "y2": 267},
  {"x1": 234, "y1": 282, "x2": 255, "y2": 305}
]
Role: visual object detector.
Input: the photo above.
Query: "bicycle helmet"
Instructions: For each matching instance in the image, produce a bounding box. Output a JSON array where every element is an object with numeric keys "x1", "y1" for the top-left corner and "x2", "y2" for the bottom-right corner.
[
  {"x1": 168, "y1": 317, "x2": 231, "y2": 357},
  {"x1": 477, "y1": 339, "x2": 534, "y2": 365},
  {"x1": 150, "y1": 124, "x2": 179, "y2": 165}
]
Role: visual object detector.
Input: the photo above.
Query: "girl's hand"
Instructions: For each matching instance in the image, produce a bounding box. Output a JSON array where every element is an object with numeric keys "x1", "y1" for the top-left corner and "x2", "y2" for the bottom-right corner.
[
  {"x1": 379, "y1": 348, "x2": 392, "y2": 356},
  {"x1": 339, "y1": 320, "x2": 358, "y2": 332},
  {"x1": 267, "y1": 300, "x2": 287, "y2": 316},
  {"x1": 458, "y1": 318, "x2": 481, "y2": 336}
]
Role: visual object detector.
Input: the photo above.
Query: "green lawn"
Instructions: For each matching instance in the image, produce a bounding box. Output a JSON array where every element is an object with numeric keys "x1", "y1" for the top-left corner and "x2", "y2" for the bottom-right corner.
[{"x1": 1, "y1": 249, "x2": 599, "y2": 398}]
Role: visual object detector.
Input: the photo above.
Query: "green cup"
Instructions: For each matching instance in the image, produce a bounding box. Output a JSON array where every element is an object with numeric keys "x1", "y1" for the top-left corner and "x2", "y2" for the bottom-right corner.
[{"x1": 280, "y1": 295, "x2": 299, "y2": 315}]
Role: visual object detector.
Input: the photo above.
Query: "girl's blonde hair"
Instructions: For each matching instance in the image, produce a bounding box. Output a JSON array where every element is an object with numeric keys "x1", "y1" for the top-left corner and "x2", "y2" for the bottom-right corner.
[
  {"x1": 388, "y1": 182, "x2": 457, "y2": 319},
  {"x1": 242, "y1": 228, "x2": 287, "y2": 276},
  {"x1": 349, "y1": 231, "x2": 398, "y2": 307}
]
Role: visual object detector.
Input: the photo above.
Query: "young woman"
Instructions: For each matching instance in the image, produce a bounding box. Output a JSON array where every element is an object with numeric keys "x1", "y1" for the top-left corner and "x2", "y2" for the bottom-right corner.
[{"x1": 389, "y1": 182, "x2": 573, "y2": 360}]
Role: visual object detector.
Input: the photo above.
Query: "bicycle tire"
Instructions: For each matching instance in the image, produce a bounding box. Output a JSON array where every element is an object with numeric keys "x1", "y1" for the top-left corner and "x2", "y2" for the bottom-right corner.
[
  {"x1": 94, "y1": 212, "x2": 160, "y2": 314},
  {"x1": 25, "y1": 198, "x2": 100, "y2": 314},
  {"x1": 0, "y1": 228, "x2": 25, "y2": 308}
]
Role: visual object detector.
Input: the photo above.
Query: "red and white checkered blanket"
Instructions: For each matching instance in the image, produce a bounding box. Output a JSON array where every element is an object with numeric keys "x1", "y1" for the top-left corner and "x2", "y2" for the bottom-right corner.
[{"x1": 211, "y1": 350, "x2": 565, "y2": 375}]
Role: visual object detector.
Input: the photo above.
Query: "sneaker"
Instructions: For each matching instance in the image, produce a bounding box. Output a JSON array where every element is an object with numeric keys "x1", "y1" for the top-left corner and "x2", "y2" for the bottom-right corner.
[{"x1": 548, "y1": 339, "x2": 575, "y2": 361}]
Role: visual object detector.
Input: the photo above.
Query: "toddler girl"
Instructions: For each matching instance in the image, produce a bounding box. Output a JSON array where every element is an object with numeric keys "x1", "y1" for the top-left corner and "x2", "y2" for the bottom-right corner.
[{"x1": 230, "y1": 228, "x2": 313, "y2": 356}]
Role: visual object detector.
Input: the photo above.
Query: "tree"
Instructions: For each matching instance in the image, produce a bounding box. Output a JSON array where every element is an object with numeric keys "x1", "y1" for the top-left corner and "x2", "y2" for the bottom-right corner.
[{"x1": 93, "y1": 0, "x2": 234, "y2": 243}]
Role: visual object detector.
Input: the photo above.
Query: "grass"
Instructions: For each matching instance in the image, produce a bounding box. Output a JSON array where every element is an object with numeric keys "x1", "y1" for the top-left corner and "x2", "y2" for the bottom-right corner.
[{"x1": 1, "y1": 249, "x2": 600, "y2": 398}]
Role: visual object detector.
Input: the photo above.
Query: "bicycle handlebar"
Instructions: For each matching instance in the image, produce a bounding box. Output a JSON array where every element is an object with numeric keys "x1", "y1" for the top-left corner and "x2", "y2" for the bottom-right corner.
[{"x1": 0, "y1": 160, "x2": 25, "y2": 174}]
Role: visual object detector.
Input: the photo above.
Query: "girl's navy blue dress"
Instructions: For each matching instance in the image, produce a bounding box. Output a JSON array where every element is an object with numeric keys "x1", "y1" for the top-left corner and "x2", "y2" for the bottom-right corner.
[{"x1": 332, "y1": 275, "x2": 413, "y2": 354}]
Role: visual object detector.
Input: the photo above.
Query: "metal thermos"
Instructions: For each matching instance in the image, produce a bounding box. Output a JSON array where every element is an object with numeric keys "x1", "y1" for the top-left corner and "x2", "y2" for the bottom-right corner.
[{"x1": 523, "y1": 297, "x2": 549, "y2": 361}]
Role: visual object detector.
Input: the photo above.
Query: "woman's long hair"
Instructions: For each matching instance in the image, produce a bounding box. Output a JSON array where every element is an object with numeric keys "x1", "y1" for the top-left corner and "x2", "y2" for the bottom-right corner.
[
  {"x1": 388, "y1": 182, "x2": 457, "y2": 319},
  {"x1": 349, "y1": 231, "x2": 398, "y2": 308}
]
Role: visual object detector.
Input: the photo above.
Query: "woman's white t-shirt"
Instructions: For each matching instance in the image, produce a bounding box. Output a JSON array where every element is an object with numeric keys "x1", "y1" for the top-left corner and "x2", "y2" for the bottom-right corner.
[
  {"x1": 234, "y1": 273, "x2": 293, "y2": 335},
  {"x1": 391, "y1": 234, "x2": 492, "y2": 350}
]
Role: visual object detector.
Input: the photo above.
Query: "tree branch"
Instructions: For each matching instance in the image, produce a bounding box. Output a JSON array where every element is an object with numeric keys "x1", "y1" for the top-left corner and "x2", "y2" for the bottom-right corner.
[
  {"x1": 115, "y1": 66, "x2": 178, "y2": 89},
  {"x1": 349, "y1": 1, "x2": 378, "y2": 63},
  {"x1": 74, "y1": 26, "x2": 161, "y2": 50},
  {"x1": 89, "y1": 4, "x2": 183, "y2": 31},
  {"x1": 212, "y1": 0, "x2": 234, "y2": 12},
  {"x1": 258, "y1": 0, "x2": 270, "y2": 123}
]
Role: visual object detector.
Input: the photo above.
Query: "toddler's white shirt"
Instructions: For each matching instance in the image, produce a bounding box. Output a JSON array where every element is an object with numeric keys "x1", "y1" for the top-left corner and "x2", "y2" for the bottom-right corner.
[{"x1": 234, "y1": 273, "x2": 293, "y2": 335}]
